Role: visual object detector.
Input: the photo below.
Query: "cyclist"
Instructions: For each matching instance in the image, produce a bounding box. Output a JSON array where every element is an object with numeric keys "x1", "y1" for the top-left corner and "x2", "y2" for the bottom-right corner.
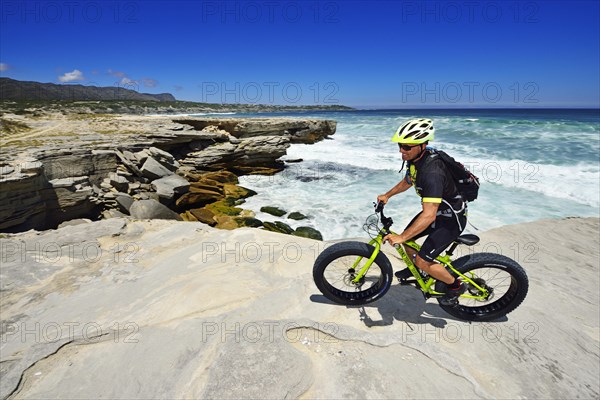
[{"x1": 377, "y1": 118, "x2": 467, "y2": 306}]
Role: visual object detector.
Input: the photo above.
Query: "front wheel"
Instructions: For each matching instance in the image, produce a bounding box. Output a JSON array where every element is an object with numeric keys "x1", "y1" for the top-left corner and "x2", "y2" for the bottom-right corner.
[
  {"x1": 435, "y1": 253, "x2": 529, "y2": 321},
  {"x1": 313, "y1": 241, "x2": 393, "y2": 305}
]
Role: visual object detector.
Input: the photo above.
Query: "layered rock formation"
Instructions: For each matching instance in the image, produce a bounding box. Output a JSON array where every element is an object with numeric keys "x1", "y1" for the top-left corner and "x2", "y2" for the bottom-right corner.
[{"x1": 0, "y1": 115, "x2": 336, "y2": 232}]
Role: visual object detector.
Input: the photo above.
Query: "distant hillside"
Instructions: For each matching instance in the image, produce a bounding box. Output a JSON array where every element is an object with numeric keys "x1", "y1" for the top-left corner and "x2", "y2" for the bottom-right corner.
[{"x1": 0, "y1": 78, "x2": 176, "y2": 102}]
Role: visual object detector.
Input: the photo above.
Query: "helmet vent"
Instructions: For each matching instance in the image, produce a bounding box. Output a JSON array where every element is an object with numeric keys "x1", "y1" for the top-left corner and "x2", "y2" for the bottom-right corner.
[{"x1": 392, "y1": 118, "x2": 435, "y2": 144}]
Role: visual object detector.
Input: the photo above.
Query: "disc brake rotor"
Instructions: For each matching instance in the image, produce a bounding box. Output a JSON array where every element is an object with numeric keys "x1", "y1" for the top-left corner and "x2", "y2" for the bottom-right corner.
[
  {"x1": 343, "y1": 268, "x2": 363, "y2": 287},
  {"x1": 468, "y1": 277, "x2": 493, "y2": 301}
]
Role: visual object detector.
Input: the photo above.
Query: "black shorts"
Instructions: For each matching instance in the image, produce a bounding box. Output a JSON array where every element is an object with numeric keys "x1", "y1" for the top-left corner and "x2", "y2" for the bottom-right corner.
[{"x1": 405, "y1": 211, "x2": 467, "y2": 262}]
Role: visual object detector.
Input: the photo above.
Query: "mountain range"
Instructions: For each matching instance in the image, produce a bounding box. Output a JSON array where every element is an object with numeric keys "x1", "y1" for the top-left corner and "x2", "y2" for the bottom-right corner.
[{"x1": 0, "y1": 78, "x2": 176, "y2": 102}]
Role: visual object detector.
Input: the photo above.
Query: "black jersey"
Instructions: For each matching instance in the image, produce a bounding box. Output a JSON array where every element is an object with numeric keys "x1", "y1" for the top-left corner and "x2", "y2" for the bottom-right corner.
[{"x1": 405, "y1": 149, "x2": 465, "y2": 217}]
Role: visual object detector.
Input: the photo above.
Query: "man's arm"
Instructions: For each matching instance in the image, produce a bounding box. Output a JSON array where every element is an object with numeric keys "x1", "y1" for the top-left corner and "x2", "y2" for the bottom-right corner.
[{"x1": 378, "y1": 178, "x2": 411, "y2": 203}]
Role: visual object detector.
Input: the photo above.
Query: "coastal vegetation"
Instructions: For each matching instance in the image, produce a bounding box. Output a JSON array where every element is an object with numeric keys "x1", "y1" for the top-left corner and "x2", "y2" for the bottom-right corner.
[
  {"x1": 0, "y1": 99, "x2": 353, "y2": 116},
  {"x1": 0, "y1": 117, "x2": 31, "y2": 135}
]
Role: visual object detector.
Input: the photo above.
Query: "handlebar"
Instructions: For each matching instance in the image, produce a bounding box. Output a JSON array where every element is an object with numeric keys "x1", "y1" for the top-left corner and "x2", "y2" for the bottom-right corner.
[{"x1": 373, "y1": 201, "x2": 394, "y2": 233}]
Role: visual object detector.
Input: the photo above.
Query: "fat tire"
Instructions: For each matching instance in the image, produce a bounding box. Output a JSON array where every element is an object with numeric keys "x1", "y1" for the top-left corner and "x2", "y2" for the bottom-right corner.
[
  {"x1": 435, "y1": 252, "x2": 529, "y2": 321},
  {"x1": 313, "y1": 241, "x2": 393, "y2": 305}
]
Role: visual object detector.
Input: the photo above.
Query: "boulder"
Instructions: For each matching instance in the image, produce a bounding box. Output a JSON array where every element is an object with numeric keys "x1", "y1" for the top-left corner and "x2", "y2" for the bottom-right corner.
[
  {"x1": 292, "y1": 226, "x2": 323, "y2": 241},
  {"x1": 140, "y1": 157, "x2": 173, "y2": 180},
  {"x1": 261, "y1": 206, "x2": 286, "y2": 217},
  {"x1": 288, "y1": 212, "x2": 307, "y2": 220},
  {"x1": 233, "y1": 136, "x2": 290, "y2": 166},
  {"x1": 100, "y1": 181, "x2": 113, "y2": 190},
  {"x1": 213, "y1": 215, "x2": 239, "y2": 230},
  {"x1": 176, "y1": 190, "x2": 224, "y2": 208},
  {"x1": 135, "y1": 192, "x2": 160, "y2": 202},
  {"x1": 235, "y1": 217, "x2": 263, "y2": 228},
  {"x1": 223, "y1": 184, "x2": 256, "y2": 200},
  {"x1": 129, "y1": 199, "x2": 183, "y2": 220},
  {"x1": 109, "y1": 173, "x2": 129, "y2": 192},
  {"x1": 128, "y1": 182, "x2": 141, "y2": 193},
  {"x1": 122, "y1": 150, "x2": 137, "y2": 164},
  {"x1": 239, "y1": 209, "x2": 256, "y2": 218},
  {"x1": 101, "y1": 209, "x2": 128, "y2": 219},
  {"x1": 148, "y1": 147, "x2": 179, "y2": 171},
  {"x1": 205, "y1": 199, "x2": 243, "y2": 216},
  {"x1": 262, "y1": 221, "x2": 294, "y2": 235},
  {"x1": 188, "y1": 208, "x2": 217, "y2": 226},
  {"x1": 180, "y1": 142, "x2": 237, "y2": 168},
  {"x1": 151, "y1": 175, "x2": 190, "y2": 201},
  {"x1": 181, "y1": 211, "x2": 198, "y2": 222},
  {"x1": 134, "y1": 149, "x2": 151, "y2": 165},
  {"x1": 115, "y1": 193, "x2": 134, "y2": 214},
  {"x1": 189, "y1": 183, "x2": 224, "y2": 194},
  {"x1": 201, "y1": 170, "x2": 239, "y2": 184},
  {"x1": 115, "y1": 149, "x2": 142, "y2": 177}
]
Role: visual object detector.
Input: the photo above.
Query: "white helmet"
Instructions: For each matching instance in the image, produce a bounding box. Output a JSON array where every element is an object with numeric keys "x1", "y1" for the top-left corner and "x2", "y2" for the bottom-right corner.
[{"x1": 391, "y1": 118, "x2": 435, "y2": 144}]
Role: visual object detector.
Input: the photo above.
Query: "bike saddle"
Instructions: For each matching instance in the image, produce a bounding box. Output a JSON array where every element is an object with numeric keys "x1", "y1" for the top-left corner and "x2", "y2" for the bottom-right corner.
[{"x1": 454, "y1": 234, "x2": 480, "y2": 246}]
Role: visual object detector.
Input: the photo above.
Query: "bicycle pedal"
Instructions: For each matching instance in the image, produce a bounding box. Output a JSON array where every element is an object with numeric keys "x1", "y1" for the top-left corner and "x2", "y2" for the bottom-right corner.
[
  {"x1": 395, "y1": 269, "x2": 412, "y2": 280},
  {"x1": 399, "y1": 278, "x2": 419, "y2": 286}
]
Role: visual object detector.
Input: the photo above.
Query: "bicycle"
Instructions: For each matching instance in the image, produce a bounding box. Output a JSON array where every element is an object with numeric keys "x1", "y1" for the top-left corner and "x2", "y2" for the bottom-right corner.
[{"x1": 313, "y1": 202, "x2": 529, "y2": 321}]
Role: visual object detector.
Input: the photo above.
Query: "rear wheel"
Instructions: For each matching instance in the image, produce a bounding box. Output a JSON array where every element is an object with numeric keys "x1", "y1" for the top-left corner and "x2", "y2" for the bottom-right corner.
[
  {"x1": 435, "y1": 253, "x2": 529, "y2": 321},
  {"x1": 313, "y1": 241, "x2": 393, "y2": 305}
]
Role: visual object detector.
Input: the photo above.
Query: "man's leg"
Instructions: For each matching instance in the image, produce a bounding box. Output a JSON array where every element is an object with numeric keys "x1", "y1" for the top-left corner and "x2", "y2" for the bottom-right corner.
[
  {"x1": 394, "y1": 212, "x2": 432, "y2": 280},
  {"x1": 414, "y1": 255, "x2": 454, "y2": 283},
  {"x1": 403, "y1": 244, "x2": 417, "y2": 261},
  {"x1": 415, "y1": 222, "x2": 466, "y2": 303}
]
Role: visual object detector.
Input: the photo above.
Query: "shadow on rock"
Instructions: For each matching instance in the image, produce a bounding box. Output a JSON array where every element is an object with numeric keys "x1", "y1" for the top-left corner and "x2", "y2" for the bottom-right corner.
[
  {"x1": 355, "y1": 284, "x2": 508, "y2": 328},
  {"x1": 310, "y1": 283, "x2": 508, "y2": 329}
]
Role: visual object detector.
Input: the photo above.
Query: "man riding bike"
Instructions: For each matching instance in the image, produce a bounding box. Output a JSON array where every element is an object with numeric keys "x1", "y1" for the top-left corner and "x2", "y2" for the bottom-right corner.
[{"x1": 377, "y1": 118, "x2": 467, "y2": 306}]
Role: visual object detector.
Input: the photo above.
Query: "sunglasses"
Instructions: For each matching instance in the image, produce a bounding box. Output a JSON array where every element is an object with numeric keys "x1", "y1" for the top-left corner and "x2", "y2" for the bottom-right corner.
[{"x1": 398, "y1": 143, "x2": 419, "y2": 151}]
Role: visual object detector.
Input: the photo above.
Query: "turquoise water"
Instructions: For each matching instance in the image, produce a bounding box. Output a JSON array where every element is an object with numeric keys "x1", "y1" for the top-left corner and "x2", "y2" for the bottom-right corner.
[{"x1": 233, "y1": 109, "x2": 599, "y2": 240}]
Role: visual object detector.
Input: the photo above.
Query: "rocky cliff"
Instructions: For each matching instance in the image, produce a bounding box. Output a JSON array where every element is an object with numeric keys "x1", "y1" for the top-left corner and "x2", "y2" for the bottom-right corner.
[
  {"x1": 0, "y1": 217, "x2": 598, "y2": 399},
  {"x1": 0, "y1": 115, "x2": 336, "y2": 232}
]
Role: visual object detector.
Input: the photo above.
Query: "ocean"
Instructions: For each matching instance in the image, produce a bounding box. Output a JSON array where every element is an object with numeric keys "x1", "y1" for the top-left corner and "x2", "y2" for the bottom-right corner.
[{"x1": 228, "y1": 109, "x2": 599, "y2": 240}]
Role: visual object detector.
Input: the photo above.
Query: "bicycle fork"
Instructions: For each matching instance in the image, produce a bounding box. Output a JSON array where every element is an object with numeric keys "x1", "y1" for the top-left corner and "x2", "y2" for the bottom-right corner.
[{"x1": 349, "y1": 239, "x2": 383, "y2": 285}]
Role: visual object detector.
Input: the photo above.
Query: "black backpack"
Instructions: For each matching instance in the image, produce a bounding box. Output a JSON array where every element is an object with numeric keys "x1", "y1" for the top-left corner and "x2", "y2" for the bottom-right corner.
[{"x1": 430, "y1": 149, "x2": 480, "y2": 202}]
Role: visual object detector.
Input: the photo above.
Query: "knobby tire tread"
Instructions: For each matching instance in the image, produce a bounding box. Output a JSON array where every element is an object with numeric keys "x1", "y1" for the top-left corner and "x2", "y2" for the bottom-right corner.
[
  {"x1": 313, "y1": 241, "x2": 393, "y2": 306},
  {"x1": 435, "y1": 252, "x2": 529, "y2": 321}
]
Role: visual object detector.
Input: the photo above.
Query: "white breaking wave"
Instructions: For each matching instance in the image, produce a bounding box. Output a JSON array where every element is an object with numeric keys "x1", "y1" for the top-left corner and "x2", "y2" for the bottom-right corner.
[
  {"x1": 476, "y1": 160, "x2": 600, "y2": 208},
  {"x1": 238, "y1": 111, "x2": 599, "y2": 239},
  {"x1": 144, "y1": 112, "x2": 238, "y2": 117},
  {"x1": 284, "y1": 132, "x2": 600, "y2": 208}
]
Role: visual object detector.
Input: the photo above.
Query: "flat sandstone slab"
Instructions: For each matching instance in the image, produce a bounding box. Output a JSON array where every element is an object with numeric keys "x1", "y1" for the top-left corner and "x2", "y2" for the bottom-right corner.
[{"x1": 0, "y1": 217, "x2": 598, "y2": 399}]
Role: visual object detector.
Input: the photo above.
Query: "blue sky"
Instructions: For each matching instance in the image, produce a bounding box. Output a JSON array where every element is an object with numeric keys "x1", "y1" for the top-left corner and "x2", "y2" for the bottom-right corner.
[{"x1": 1, "y1": 0, "x2": 599, "y2": 107}]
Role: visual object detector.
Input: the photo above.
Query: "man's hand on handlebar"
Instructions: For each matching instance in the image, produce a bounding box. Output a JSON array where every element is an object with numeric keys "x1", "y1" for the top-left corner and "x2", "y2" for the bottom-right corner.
[
  {"x1": 376, "y1": 194, "x2": 389, "y2": 204},
  {"x1": 383, "y1": 233, "x2": 404, "y2": 248}
]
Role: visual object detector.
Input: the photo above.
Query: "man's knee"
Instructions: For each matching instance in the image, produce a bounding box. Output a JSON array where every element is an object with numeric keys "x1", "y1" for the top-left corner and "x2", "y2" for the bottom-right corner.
[{"x1": 415, "y1": 254, "x2": 435, "y2": 271}]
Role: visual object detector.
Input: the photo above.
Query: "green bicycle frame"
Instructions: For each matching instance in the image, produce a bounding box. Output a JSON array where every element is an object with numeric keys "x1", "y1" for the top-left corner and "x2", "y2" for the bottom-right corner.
[{"x1": 350, "y1": 230, "x2": 489, "y2": 300}]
